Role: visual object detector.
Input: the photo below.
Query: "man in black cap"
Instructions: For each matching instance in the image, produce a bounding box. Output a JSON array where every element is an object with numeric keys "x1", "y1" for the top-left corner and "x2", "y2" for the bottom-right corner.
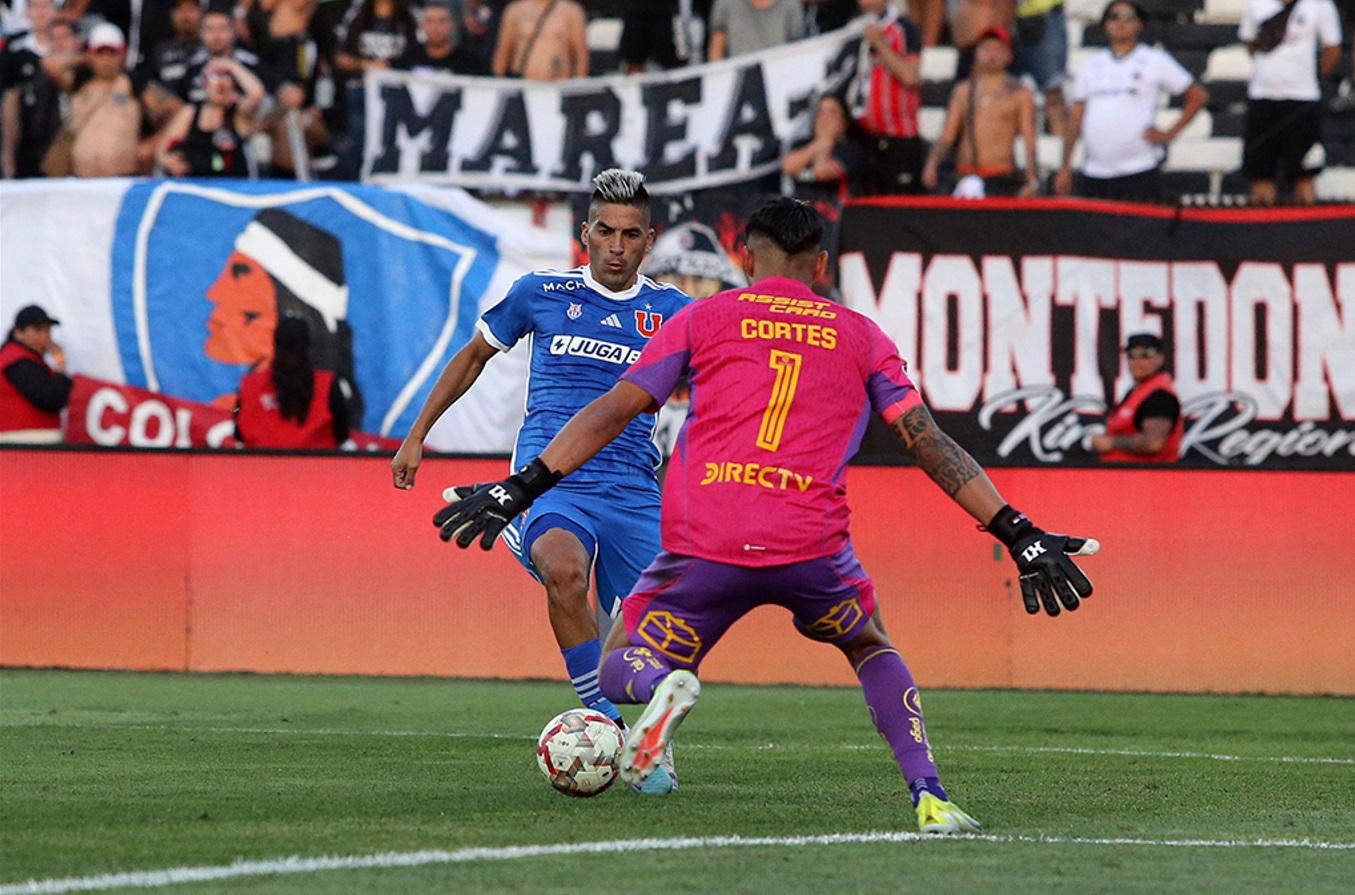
[
  {"x1": 1090, "y1": 332, "x2": 1182, "y2": 462},
  {"x1": 0, "y1": 305, "x2": 73, "y2": 443}
]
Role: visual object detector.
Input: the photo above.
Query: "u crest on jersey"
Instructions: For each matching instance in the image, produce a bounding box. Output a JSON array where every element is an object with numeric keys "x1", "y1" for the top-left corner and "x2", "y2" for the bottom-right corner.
[{"x1": 635, "y1": 311, "x2": 663, "y2": 337}]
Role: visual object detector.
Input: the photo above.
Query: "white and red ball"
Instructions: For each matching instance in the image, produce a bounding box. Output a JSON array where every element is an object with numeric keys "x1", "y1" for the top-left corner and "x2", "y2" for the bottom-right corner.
[{"x1": 536, "y1": 709, "x2": 623, "y2": 797}]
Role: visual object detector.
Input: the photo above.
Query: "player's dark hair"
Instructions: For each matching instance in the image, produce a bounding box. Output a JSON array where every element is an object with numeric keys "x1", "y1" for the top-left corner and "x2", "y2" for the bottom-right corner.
[
  {"x1": 588, "y1": 169, "x2": 650, "y2": 223},
  {"x1": 744, "y1": 198, "x2": 824, "y2": 257},
  {"x1": 271, "y1": 316, "x2": 316, "y2": 424}
]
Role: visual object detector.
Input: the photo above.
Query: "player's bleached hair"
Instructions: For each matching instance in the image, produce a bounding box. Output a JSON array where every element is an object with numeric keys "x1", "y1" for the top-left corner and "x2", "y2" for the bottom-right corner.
[
  {"x1": 588, "y1": 169, "x2": 651, "y2": 223},
  {"x1": 745, "y1": 197, "x2": 823, "y2": 256}
]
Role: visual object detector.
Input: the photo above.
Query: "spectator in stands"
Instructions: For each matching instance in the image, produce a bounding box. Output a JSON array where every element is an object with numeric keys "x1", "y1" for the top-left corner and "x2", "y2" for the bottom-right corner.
[
  {"x1": 911, "y1": 0, "x2": 945, "y2": 47},
  {"x1": 922, "y1": 26, "x2": 1038, "y2": 196},
  {"x1": 449, "y1": 0, "x2": 505, "y2": 76},
  {"x1": 334, "y1": 0, "x2": 418, "y2": 177},
  {"x1": 1054, "y1": 0, "x2": 1208, "y2": 202},
  {"x1": 235, "y1": 315, "x2": 350, "y2": 448},
  {"x1": 1090, "y1": 332, "x2": 1181, "y2": 462},
  {"x1": 491, "y1": 0, "x2": 587, "y2": 79},
  {"x1": 706, "y1": 0, "x2": 803, "y2": 61},
  {"x1": 1329, "y1": 24, "x2": 1355, "y2": 114},
  {"x1": 1239, "y1": 0, "x2": 1343, "y2": 205},
  {"x1": 137, "y1": 0, "x2": 203, "y2": 95},
  {"x1": 155, "y1": 54, "x2": 263, "y2": 175},
  {"x1": 43, "y1": 21, "x2": 150, "y2": 176},
  {"x1": 1011, "y1": 0, "x2": 1067, "y2": 137},
  {"x1": 310, "y1": 0, "x2": 353, "y2": 80},
  {"x1": 951, "y1": 0, "x2": 1013, "y2": 81},
  {"x1": 619, "y1": 1, "x2": 696, "y2": 72},
  {"x1": 2, "y1": 0, "x2": 62, "y2": 179},
  {"x1": 833, "y1": 0, "x2": 927, "y2": 194},
  {"x1": 243, "y1": 0, "x2": 329, "y2": 177},
  {"x1": 126, "y1": 0, "x2": 193, "y2": 74},
  {"x1": 805, "y1": 0, "x2": 858, "y2": 36},
  {"x1": 781, "y1": 91, "x2": 862, "y2": 187},
  {"x1": 395, "y1": 0, "x2": 458, "y2": 73},
  {"x1": 151, "y1": 9, "x2": 292, "y2": 120},
  {"x1": 0, "y1": 304, "x2": 72, "y2": 444}
]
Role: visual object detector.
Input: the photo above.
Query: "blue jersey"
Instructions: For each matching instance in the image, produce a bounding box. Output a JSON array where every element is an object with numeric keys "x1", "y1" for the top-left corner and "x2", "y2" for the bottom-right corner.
[{"x1": 478, "y1": 265, "x2": 692, "y2": 485}]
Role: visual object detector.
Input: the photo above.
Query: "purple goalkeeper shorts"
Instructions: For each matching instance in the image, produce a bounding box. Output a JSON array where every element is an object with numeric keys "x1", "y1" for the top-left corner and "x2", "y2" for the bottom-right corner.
[{"x1": 618, "y1": 546, "x2": 878, "y2": 671}]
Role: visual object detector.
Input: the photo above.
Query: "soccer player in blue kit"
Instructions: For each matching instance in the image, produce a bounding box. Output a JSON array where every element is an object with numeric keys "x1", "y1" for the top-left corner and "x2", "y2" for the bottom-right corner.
[{"x1": 392, "y1": 169, "x2": 692, "y2": 793}]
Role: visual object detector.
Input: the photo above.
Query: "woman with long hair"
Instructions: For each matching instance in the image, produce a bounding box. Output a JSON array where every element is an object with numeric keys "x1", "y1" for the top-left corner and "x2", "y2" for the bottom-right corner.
[
  {"x1": 235, "y1": 316, "x2": 350, "y2": 448},
  {"x1": 156, "y1": 57, "x2": 264, "y2": 177}
]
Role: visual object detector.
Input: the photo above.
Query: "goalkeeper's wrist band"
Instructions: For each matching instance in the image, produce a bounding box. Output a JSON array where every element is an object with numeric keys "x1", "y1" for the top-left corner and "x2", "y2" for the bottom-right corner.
[
  {"x1": 512, "y1": 457, "x2": 563, "y2": 499},
  {"x1": 986, "y1": 505, "x2": 1036, "y2": 549}
]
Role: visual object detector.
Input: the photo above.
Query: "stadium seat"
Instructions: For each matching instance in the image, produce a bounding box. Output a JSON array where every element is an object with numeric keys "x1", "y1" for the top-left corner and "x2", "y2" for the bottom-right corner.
[
  {"x1": 1160, "y1": 22, "x2": 1242, "y2": 50},
  {"x1": 1036, "y1": 134, "x2": 1075, "y2": 170},
  {"x1": 1158, "y1": 107, "x2": 1213, "y2": 140},
  {"x1": 1209, "y1": 108, "x2": 1246, "y2": 137},
  {"x1": 1174, "y1": 49, "x2": 1210, "y2": 79},
  {"x1": 1204, "y1": 45, "x2": 1252, "y2": 83},
  {"x1": 1137, "y1": 0, "x2": 1204, "y2": 22},
  {"x1": 1159, "y1": 170, "x2": 1213, "y2": 196},
  {"x1": 921, "y1": 80, "x2": 952, "y2": 107},
  {"x1": 1067, "y1": 46, "x2": 1099, "y2": 79},
  {"x1": 1316, "y1": 166, "x2": 1355, "y2": 201},
  {"x1": 1165, "y1": 137, "x2": 1242, "y2": 171},
  {"x1": 1064, "y1": 0, "x2": 1107, "y2": 24},
  {"x1": 919, "y1": 107, "x2": 946, "y2": 141},
  {"x1": 920, "y1": 46, "x2": 958, "y2": 82},
  {"x1": 1203, "y1": 0, "x2": 1250, "y2": 24}
]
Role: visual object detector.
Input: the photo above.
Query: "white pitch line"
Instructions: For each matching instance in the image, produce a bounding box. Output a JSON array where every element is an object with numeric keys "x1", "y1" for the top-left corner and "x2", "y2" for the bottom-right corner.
[
  {"x1": 3, "y1": 831, "x2": 1354, "y2": 895},
  {"x1": 4, "y1": 721, "x2": 1352, "y2": 767},
  {"x1": 944, "y1": 743, "x2": 1355, "y2": 766}
]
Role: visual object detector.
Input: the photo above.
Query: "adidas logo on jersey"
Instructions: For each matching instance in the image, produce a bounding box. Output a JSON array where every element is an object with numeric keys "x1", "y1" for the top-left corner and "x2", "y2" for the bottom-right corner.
[{"x1": 599, "y1": 313, "x2": 623, "y2": 328}]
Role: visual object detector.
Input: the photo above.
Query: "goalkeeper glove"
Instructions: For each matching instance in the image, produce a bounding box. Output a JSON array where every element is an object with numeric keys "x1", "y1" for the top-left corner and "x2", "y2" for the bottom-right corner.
[
  {"x1": 986, "y1": 505, "x2": 1099, "y2": 617},
  {"x1": 433, "y1": 459, "x2": 561, "y2": 549}
]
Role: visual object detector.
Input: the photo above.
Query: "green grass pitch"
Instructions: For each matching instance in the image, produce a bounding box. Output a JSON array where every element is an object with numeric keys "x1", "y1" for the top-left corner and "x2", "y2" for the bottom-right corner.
[{"x1": 2, "y1": 669, "x2": 1352, "y2": 894}]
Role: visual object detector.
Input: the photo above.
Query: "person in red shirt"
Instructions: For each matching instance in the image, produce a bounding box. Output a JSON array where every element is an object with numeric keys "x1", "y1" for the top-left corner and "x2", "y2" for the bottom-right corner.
[
  {"x1": 235, "y1": 316, "x2": 350, "y2": 448},
  {"x1": 1091, "y1": 332, "x2": 1182, "y2": 463},
  {"x1": 433, "y1": 198, "x2": 1100, "y2": 834},
  {"x1": 847, "y1": 0, "x2": 926, "y2": 193},
  {"x1": 0, "y1": 304, "x2": 72, "y2": 444}
]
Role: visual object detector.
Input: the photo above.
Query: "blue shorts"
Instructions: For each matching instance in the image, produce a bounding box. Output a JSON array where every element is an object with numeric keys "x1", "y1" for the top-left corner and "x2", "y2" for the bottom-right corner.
[
  {"x1": 502, "y1": 478, "x2": 662, "y2": 617},
  {"x1": 1012, "y1": 5, "x2": 1068, "y2": 95}
]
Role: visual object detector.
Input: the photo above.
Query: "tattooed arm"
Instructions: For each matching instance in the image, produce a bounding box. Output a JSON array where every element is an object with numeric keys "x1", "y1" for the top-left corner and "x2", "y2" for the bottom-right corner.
[{"x1": 892, "y1": 403, "x2": 1008, "y2": 525}]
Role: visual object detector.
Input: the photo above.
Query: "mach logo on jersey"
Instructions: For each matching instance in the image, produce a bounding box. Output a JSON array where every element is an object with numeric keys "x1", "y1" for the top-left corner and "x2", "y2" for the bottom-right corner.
[{"x1": 549, "y1": 335, "x2": 642, "y2": 365}]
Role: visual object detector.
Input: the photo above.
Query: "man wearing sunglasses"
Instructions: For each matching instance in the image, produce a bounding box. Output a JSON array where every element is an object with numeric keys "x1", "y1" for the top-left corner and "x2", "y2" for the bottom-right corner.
[
  {"x1": 1091, "y1": 332, "x2": 1182, "y2": 462},
  {"x1": 1054, "y1": 0, "x2": 1208, "y2": 202}
]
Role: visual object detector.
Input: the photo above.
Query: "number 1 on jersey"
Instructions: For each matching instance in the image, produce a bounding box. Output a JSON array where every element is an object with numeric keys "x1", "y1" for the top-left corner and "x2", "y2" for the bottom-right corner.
[{"x1": 757, "y1": 350, "x2": 803, "y2": 451}]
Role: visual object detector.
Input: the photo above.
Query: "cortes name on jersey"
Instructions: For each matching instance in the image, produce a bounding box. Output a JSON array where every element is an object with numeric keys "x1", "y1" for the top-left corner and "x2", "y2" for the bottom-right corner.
[{"x1": 549, "y1": 334, "x2": 642, "y2": 365}]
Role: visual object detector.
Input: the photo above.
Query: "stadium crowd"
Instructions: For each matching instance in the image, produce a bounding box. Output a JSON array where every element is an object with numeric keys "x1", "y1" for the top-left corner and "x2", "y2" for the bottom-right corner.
[{"x1": 1, "y1": 0, "x2": 1350, "y2": 197}]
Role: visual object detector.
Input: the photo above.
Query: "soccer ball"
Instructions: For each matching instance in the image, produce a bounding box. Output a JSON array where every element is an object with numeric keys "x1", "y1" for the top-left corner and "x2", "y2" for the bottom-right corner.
[{"x1": 536, "y1": 709, "x2": 623, "y2": 797}]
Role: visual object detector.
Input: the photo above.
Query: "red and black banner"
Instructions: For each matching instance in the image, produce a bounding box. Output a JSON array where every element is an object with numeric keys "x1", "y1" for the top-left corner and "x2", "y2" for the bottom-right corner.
[{"x1": 837, "y1": 198, "x2": 1355, "y2": 469}]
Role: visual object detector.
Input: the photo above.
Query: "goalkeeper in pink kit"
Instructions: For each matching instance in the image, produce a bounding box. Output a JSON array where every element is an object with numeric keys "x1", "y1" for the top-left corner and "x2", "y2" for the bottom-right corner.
[{"x1": 435, "y1": 198, "x2": 1099, "y2": 833}]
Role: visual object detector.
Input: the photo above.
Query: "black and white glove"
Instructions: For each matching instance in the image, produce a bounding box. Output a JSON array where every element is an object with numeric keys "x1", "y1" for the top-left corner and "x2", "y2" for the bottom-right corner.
[
  {"x1": 432, "y1": 459, "x2": 561, "y2": 549},
  {"x1": 986, "y1": 505, "x2": 1099, "y2": 617}
]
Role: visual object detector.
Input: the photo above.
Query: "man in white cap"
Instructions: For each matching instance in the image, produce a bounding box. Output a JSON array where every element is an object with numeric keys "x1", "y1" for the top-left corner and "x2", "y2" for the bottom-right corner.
[{"x1": 44, "y1": 21, "x2": 146, "y2": 176}]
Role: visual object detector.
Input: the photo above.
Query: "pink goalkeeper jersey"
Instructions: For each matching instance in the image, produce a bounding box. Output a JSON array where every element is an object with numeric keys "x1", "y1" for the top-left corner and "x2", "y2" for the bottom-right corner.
[{"x1": 622, "y1": 276, "x2": 922, "y2": 566}]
